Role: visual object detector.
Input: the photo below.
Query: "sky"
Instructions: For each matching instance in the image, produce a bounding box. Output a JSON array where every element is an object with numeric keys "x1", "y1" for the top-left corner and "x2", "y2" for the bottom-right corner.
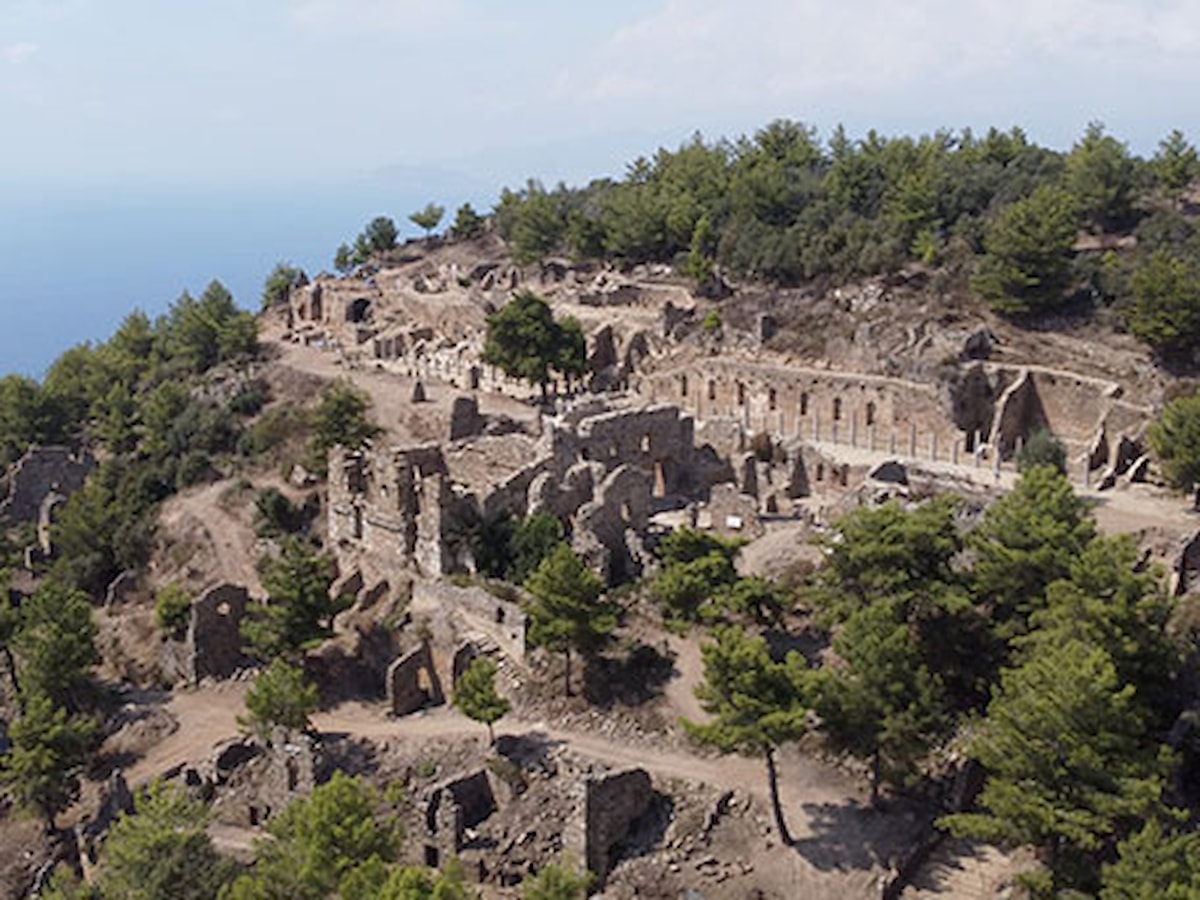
[{"x1": 3, "y1": 0, "x2": 1200, "y2": 373}]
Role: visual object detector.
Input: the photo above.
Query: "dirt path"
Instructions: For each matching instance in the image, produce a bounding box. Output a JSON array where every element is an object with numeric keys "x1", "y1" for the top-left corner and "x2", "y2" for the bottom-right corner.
[
  {"x1": 123, "y1": 683, "x2": 249, "y2": 787},
  {"x1": 159, "y1": 482, "x2": 263, "y2": 595},
  {"x1": 661, "y1": 633, "x2": 710, "y2": 726},
  {"x1": 268, "y1": 334, "x2": 540, "y2": 447},
  {"x1": 122, "y1": 687, "x2": 870, "y2": 846}
]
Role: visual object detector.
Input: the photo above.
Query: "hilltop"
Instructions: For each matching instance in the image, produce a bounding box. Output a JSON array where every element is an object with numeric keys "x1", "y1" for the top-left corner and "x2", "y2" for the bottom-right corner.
[{"x1": 2, "y1": 120, "x2": 1200, "y2": 898}]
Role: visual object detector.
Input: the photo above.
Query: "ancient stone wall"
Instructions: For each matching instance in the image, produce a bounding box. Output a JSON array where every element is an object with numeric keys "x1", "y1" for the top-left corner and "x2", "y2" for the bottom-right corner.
[
  {"x1": 386, "y1": 642, "x2": 444, "y2": 716},
  {"x1": 0, "y1": 446, "x2": 95, "y2": 525},
  {"x1": 329, "y1": 445, "x2": 462, "y2": 579},
  {"x1": 189, "y1": 584, "x2": 249, "y2": 683},
  {"x1": 564, "y1": 768, "x2": 654, "y2": 883},
  {"x1": 644, "y1": 360, "x2": 954, "y2": 452},
  {"x1": 411, "y1": 581, "x2": 526, "y2": 663},
  {"x1": 573, "y1": 405, "x2": 696, "y2": 497}
]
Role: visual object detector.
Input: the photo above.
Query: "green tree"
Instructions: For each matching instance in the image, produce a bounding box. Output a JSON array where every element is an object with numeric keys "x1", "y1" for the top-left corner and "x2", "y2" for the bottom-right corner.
[
  {"x1": 239, "y1": 658, "x2": 320, "y2": 741},
  {"x1": 521, "y1": 859, "x2": 591, "y2": 899},
  {"x1": 481, "y1": 292, "x2": 586, "y2": 400},
  {"x1": 450, "y1": 203, "x2": 485, "y2": 240},
  {"x1": 651, "y1": 551, "x2": 737, "y2": 622},
  {"x1": 1023, "y1": 536, "x2": 1178, "y2": 718},
  {"x1": 713, "y1": 576, "x2": 790, "y2": 626},
  {"x1": 969, "y1": 465, "x2": 1095, "y2": 642},
  {"x1": 360, "y1": 216, "x2": 399, "y2": 255},
  {"x1": 1067, "y1": 121, "x2": 1138, "y2": 231},
  {"x1": 0, "y1": 374, "x2": 70, "y2": 467},
  {"x1": 222, "y1": 771, "x2": 400, "y2": 900},
  {"x1": 507, "y1": 514, "x2": 564, "y2": 584},
  {"x1": 817, "y1": 497, "x2": 962, "y2": 620},
  {"x1": 1100, "y1": 818, "x2": 1200, "y2": 900},
  {"x1": 261, "y1": 262, "x2": 306, "y2": 311},
  {"x1": 500, "y1": 182, "x2": 568, "y2": 263},
  {"x1": 453, "y1": 657, "x2": 510, "y2": 744},
  {"x1": 334, "y1": 242, "x2": 355, "y2": 274},
  {"x1": 523, "y1": 544, "x2": 615, "y2": 696},
  {"x1": 1017, "y1": 428, "x2": 1067, "y2": 474},
  {"x1": 13, "y1": 578, "x2": 99, "y2": 710},
  {"x1": 409, "y1": 203, "x2": 445, "y2": 237},
  {"x1": 942, "y1": 639, "x2": 1169, "y2": 894},
  {"x1": 1152, "y1": 129, "x2": 1200, "y2": 207},
  {"x1": 815, "y1": 601, "x2": 950, "y2": 805},
  {"x1": 1126, "y1": 249, "x2": 1200, "y2": 362},
  {"x1": 154, "y1": 583, "x2": 192, "y2": 637},
  {"x1": 1, "y1": 692, "x2": 96, "y2": 830},
  {"x1": 971, "y1": 185, "x2": 1078, "y2": 316},
  {"x1": 241, "y1": 539, "x2": 339, "y2": 661},
  {"x1": 166, "y1": 281, "x2": 257, "y2": 374},
  {"x1": 1150, "y1": 391, "x2": 1200, "y2": 491},
  {"x1": 97, "y1": 781, "x2": 237, "y2": 900},
  {"x1": 685, "y1": 626, "x2": 810, "y2": 844},
  {"x1": 307, "y1": 380, "x2": 381, "y2": 473},
  {"x1": 651, "y1": 527, "x2": 743, "y2": 622},
  {"x1": 555, "y1": 316, "x2": 587, "y2": 391},
  {"x1": 341, "y1": 860, "x2": 474, "y2": 899}
]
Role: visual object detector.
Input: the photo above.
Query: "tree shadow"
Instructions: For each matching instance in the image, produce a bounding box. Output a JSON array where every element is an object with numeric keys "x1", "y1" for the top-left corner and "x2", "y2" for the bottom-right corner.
[
  {"x1": 790, "y1": 799, "x2": 925, "y2": 873},
  {"x1": 495, "y1": 730, "x2": 565, "y2": 777},
  {"x1": 582, "y1": 641, "x2": 674, "y2": 708},
  {"x1": 903, "y1": 836, "x2": 996, "y2": 894}
]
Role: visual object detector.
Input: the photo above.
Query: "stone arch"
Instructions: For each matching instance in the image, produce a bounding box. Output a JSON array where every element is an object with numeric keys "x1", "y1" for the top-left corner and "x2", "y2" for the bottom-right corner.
[
  {"x1": 833, "y1": 397, "x2": 842, "y2": 421},
  {"x1": 800, "y1": 392, "x2": 809, "y2": 416},
  {"x1": 768, "y1": 387, "x2": 778, "y2": 411},
  {"x1": 347, "y1": 297, "x2": 372, "y2": 324},
  {"x1": 866, "y1": 401, "x2": 876, "y2": 427},
  {"x1": 708, "y1": 380, "x2": 717, "y2": 401}
]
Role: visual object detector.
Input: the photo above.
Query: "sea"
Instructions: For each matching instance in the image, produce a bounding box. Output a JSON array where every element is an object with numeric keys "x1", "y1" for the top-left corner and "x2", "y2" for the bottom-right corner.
[{"x1": 0, "y1": 176, "x2": 493, "y2": 379}]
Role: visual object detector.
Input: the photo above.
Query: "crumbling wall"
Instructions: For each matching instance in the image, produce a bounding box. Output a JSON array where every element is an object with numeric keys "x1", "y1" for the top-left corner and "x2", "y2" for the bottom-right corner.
[
  {"x1": 573, "y1": 465, "x2": 654, "y2": 583},
  {"x1": 189, "y1": 584, "x2": 249, "y2": 682},
  {"x1": 386, "y1": 643, "x2": 444, "y2": 716},
  {"x1": 645, "y1": 360, "x2": 955, "y2": 452},
  {"x1": 329, "y1": 445, "x2": 460, "y2": 579},
  {"x1": 564, "y1": 768, "x2": 654, "y2": 883},
  {"x1": 411, "y1": 581, "x2": 526, "y2": 663},
  {"x1": 159, "y1": 583, "x2": 250, "y2": 685},
  {"x1": 0, "y1": 446, "x2": 95, "y2": 525},
  {"x1": 574, "y1": 405, "x2": 695, "y2": 497}
]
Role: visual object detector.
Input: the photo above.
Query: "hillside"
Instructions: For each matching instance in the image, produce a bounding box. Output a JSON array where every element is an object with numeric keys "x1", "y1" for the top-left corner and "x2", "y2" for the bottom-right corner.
[{"x1": 2, "y1": 121, "x2": 1200, "y2": 898}]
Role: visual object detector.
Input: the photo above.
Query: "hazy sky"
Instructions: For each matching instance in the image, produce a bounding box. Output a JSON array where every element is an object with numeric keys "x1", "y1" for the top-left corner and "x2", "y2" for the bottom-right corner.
[{"x1": 5, "y1": 0, "x2": 1200, "y2": 193}]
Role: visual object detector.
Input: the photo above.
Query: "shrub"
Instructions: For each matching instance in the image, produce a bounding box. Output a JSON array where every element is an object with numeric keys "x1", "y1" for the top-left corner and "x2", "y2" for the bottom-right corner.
[
  {"x1": 155, "y1": 584, "x2": 192, "y2": 637},
  {"x1": 1017, "y1": 428, "x2": 1067, "y2": 474}
]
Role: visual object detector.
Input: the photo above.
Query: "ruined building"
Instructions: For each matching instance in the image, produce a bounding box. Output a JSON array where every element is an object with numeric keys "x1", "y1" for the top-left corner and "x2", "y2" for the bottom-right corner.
[{"x1": 328, "y1": 401, "x2": 725, "y2": 586}]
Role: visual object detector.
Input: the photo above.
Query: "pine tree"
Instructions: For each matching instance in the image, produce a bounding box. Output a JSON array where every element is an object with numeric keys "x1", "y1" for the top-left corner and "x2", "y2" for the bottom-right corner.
[
  {"x1": 685, "y1": 626, "x2": 810, "y2": 844},
  {"x1": 523, "y1": 544, "x2": 614, "y2": 696},
  {"x1": 239, "y1": 658, "x2": 320, "y2": 741},
  {"x1": 1, "y1": 692, "x2": 96, "y2": 831},
  {"x1": 453, "y1": 657, "x2": 510, "y2": 744}
]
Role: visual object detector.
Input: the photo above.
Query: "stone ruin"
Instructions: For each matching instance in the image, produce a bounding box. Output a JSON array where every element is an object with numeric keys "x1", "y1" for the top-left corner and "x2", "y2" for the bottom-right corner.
[
  {"x1": 407, "y1": 756, "x2": 656, "y2": 888},
  {"x1": 386, "y1": 642, "x2": 444, "y2": 717},
  {"x1": 328, "y1": 400, "x2": 726, "y2": 586},
  {"x1": 420, "y1": 770, "x2": 498, "y2": 870},
  {"x1": 0, "y1": 446, "x2": 95, "y2": 552},
  {"x1": 159, "y1": 583, "x2": 250, "y2": 685},
  {"x1": 645, "y1": 356, "x2": 1153, "y2": 478},
  {"x1": 564, "y1": 767, "x2": 655, "y2": 883}
]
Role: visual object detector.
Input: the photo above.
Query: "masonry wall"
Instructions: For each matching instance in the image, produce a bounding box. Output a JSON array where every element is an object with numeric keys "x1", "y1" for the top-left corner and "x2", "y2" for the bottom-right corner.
[
  {"x1": 0, "y1": 446, "x2": 95, "y2": 525},
  {"x1": 644, "y1": 361, "x2": 956, "y2": 451},
  {"x1": 411, "y1": 581, "x2": 526, "y2": 662}
]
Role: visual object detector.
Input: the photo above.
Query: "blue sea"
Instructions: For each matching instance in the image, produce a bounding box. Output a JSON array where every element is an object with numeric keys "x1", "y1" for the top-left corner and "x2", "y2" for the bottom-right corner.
[{"x1": 0, "y1": 176, "x2": 491, "y2": 379}]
